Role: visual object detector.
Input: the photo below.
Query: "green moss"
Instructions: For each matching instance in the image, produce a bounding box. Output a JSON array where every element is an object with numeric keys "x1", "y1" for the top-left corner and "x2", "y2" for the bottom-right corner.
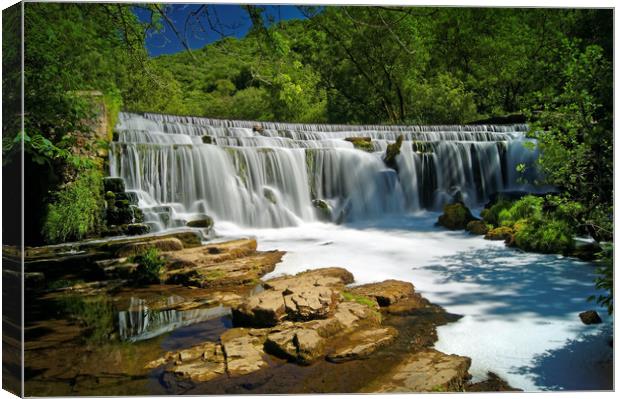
[
  {"x1": 342, "y1": 291, "x2": 379, "y2": 309},
  {"x1": 438, "y1": 202, "x2": 475, "y2": 230},
  {"x1": 484, "y1": 226, "x2": 514, "y2": 241},
  {"x1": 384, "y1": 135, "x2": 404, "y2": 169},
  {"x1": 204, "y1": 269, "x2": 226, "y2": 281},
  {"x1": 345, "y1": 137, "x2": 374, "y2": 152},
  {"x1": 103, "y1": 89, "x2": 122, "y2": 142}
]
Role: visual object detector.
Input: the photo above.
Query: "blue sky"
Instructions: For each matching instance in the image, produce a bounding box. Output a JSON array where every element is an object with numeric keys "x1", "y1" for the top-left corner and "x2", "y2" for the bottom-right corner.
[{"x1": 133, "y1": 4, "x2": 307, "y2": 57}]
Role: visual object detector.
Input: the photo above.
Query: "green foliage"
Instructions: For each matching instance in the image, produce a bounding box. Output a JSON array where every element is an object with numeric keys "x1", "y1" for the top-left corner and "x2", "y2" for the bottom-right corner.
[
  {"x1": 498, "y1": 195, "x2": 543, "y2": 227},
  {"x1": 42, "y1": 169, "x2": 104, "y2": 243},
  {"x1": 514, "y1": 218, "x2": 575, "y2": 254},
  {"x1": 588, "y1": 243, "x2": 613, "y2": 315},
  {"x1": 481, "y1": 199, "x2": 513, "y2": 226},
  {"x1": 130, "y1": 248, "x2": 166, "y2": 285}
]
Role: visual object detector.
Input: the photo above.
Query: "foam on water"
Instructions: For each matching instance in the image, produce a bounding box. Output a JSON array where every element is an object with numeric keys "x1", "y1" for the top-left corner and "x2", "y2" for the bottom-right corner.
[{"x1": 215, "y1": 213, "x2": 612, "y2": 392}]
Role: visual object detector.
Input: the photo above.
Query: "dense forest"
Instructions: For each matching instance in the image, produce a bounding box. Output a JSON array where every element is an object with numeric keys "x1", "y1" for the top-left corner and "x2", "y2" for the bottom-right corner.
[{"x1": 2, "y1": 3, "x2": 613, "y2": 311}]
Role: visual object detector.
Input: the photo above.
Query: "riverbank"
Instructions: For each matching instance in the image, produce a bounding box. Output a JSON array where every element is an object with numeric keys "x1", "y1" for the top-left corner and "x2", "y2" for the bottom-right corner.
[{"x1": 20, "y1": 226, "x2": 517, "y2": 395}]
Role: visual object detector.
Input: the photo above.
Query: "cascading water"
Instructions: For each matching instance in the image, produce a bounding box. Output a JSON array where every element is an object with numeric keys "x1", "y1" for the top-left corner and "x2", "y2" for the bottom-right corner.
[{"x1": 109, "y1": 112, "x2": 541, "y2": 232}]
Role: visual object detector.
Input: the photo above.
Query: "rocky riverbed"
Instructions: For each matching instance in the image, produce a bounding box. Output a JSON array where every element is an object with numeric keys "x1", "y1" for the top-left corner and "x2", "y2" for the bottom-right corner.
[{"x1": 18, "y1": 231, "x2": 517, "y2": 395}]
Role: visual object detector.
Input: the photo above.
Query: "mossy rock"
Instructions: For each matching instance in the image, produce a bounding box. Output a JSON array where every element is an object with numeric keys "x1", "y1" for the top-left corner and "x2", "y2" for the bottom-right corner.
[
  {"x1": 484, "y1": 226, "x2": 514, "y2": 241},
  {"x1": 202, "y1": 135, "x2": 214, "y2": 144},
  {"x1": 384, "y1": 135, "x2": 404, "y2": 170},
  {"x1": 115, "y1": 191, "x2": 139, "y2": 205},
  {"x1": 107, "y1": 207, "x2": 134, "y2": 225},
  {"x1": 345, "y1": 137, "x2": 374, "y2": 152},
  {"x1": 115, "y1": 199, "x2": 130, "y2": 208},
  {"x1": 103, "y1": 177, "x2": 125, "y2": 193},
  {"x1": 186, "y1": 216, "x2": 214, "y2": 229},
  {"x1": 437, "y1": 203, "x2": 476, "y2": 230},
  {"x1": 466, "y1": 220, "x2": 489, "y2": 235},
  {"x1": 412, "y1": 141, "x2": 434, "y2": 154},
  {"x1": 312, "y1": 199, "x2": 332, "y2": 221},
  {"x1": 104, "y1": 191, "x2": 116, "y2": 200},
  {"x1": 125, "y1": 223, "x2": 151, "y2": 236}
]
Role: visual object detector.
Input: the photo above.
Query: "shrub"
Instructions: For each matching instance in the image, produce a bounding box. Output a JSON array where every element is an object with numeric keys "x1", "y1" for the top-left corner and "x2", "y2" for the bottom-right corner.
[
  {"x1": 481, "y1": 198, "x2": 512, "y2": 226},
  {"x1": 498, "y1": 195, "x2": 543, "y2": 227},
  {"x1": 130, "y1": 248, "x2": 166, "y2": 285},
  {"x1": 514, "y1": 218, "x2": 575, "y2": 254},
  {"x1": 588, "y1": 242, "x2": 613, "y2": 315},
  {"x1": 42, "y1": 169, "x2": 104, "y2": 243}
]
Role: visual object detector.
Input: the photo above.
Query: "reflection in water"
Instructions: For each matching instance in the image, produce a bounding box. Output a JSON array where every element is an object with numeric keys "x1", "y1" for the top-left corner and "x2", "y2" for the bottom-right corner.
[{"x1": 118, "y1": 297, "x2": 231, "y2": 342}]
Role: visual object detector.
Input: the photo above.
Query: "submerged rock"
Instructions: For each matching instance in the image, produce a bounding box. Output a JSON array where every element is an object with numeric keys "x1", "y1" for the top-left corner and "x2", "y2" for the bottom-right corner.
[
  {"x1": 579, "y1": 310, "x2": 602, "y2": 325},
  {"x1": 437, "y1": 203, "x2": 477, "y2": 230}
]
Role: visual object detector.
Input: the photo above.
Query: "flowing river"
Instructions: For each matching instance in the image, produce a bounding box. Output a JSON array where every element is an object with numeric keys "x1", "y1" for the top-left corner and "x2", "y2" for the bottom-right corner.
[{"x1": 108, "y1": 112, "x2": 612, "y2": 391}]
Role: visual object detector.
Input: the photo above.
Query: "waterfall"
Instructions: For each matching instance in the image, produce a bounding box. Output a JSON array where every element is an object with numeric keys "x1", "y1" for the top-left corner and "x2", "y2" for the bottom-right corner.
[{"x1": 110, "y1": 112, "x2": 540, "y2": 231}]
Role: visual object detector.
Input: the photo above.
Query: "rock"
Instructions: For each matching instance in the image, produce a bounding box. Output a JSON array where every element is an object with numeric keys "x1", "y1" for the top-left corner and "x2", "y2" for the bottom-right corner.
[
  {"x1": 466, "y1": 220, "x2": 488, "y2": 235},
  {"x1": 349, "y1": 280, "x2": 415, "y2": 306},
  {"x1": 145, "y1": 342, "x2": 226, "y2": 383},
  {"x1": 25, "y1": 272, "x2": 45, "y2": 290},
  {"x1": 345, "y1": 137, "x2": 374, "y2": 152},
  {"x1": 333, "y1": 301, "x2": 381, "y2": 330},
  {"x1": 165, "y1": 239, "x2": 284, "y2": 288},
  {"x1": 365, "y1": 349, "x2": 471, "y2": 393},
  {"x1": 264, "y1": 326, "x2": 326, "y2": 365},
  {"x1": 232, "y1": 290, "x2": 287, "y2": 327},
  {"x1": 115, "y1": 191, "x2": 139, "y2": 205},
  {"x1": 220, "y1": 328, "x2": 269, "y2": 377},
  {"x1": 327, "y1": 327, "x2": 398, "y2": 363},
  {"x1": 579, "y1": 310, "x2": 602, "y2": 325},
  {"x1": 263, "y1": 187, "x2": 278, "y2": 205},
  {"x1": 115, "y1": 238, "x2": 184, "y2": 258},
  {"x1": 201, "y1": 135, "x2": 214, "y2": 144},
  {"x1": 107, "y1": 207, "x2": 134, "y2": 225},
  {"x1": 186, "y1": 216, "x2": 214, "y2": 229},
  {"x1": 437, "y1": 203, "x2": 476, "y2": 230},
  {"x1": 252, "y1": 124, "x2": 264, "y2": 134},
  {"x1": 384, "y1": 135, "x2": 404, "y2": 170},
  {"x1": 466, "y1": 372, "x2": 522, "y2": 392},
  {"x1": 385, "y1": 293, "x2": 431, "y2": 315},
  {"x1": 264, "y1": 267, "x2": 354, "y2": 292},
  {"x1": 411, "y1": 141, "x2": 433, "y2": 154},
  {"x1": 283, "y1": 285, "x2": 340, "y2": 321},
  {"x1": 312, "y1": 199, "x2": 332, "y2": 221},
  {"x1": 484, "y1": 226, "x2": 513, "y2": 241},
  {"x1": 125, "y1": 223, "x2": 151, "y2": 235},
  {"x1": 103, "y1": 177, "x2": 125, "y2": 193}
]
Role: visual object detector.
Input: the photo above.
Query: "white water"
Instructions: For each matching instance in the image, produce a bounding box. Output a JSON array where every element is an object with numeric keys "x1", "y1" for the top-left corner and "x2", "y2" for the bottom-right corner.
[
  {"x1": 215, "y1": 215, "x2": 612, "y2": 392},
  {"x1": 110, "y1": 112, "x2": 611, "y2": 391}
]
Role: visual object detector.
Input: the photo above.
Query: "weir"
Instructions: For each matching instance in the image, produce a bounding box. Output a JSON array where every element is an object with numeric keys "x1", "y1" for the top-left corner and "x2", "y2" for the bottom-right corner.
[{"x1": 109, "y1": 112, "x2": 540, "y2": 232}]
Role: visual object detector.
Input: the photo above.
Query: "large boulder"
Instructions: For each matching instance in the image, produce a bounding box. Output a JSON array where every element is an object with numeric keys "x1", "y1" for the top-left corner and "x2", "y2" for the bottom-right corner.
[{"x1": 437, "y1": 203, "x2": 476, "y2": 230}]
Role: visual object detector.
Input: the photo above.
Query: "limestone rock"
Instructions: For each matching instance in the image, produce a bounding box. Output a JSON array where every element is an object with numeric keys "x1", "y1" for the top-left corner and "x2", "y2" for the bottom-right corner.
[
  {"x1": 264, "y1": 325, "x2": 326, "y2": 365},
  {"x1": 385, "y1": 293, "x2": 431, "y2": 315},
  {"x1": 115, "y1": 238, "x2": 184, "y2": 258},
  {"x1": 283, "y1": 285, "x2": 340, "y2": 321},
  {"x1": 264, "y1": 267, "x2": 354, "y2": 292},
  {"x1": 145, "y1": 342, "x2": 226, "y2": 383},
  {"x1": 366, "y1": 349, "x2": 471, "y2": 392},
  {"x1": 232, "y1": 290, "x2": 286, "y2": 327},
  {"x1": 349, "y1": 280, "x2": 415, "y2": 306},
  {"x1": 327, "y1": 327, "x2": 398, "y2": 363},
  {"x1": 220, "y1": 328, "x2": 269, "y2": 377},
  {"x1": 186, "y1": 217, "x2": 214, "y2": 229}
]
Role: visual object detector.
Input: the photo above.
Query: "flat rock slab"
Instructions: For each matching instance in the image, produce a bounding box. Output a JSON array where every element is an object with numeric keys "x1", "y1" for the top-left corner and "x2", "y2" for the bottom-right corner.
[
  {"x1": 233, "y1": 290, "x2": 286, "y2": 327},
  {"x1": 349, "y1": 280, "x2": 415, "y2": 306},
  {"x1": 221, "y1": 328, "x2": 270, "y2": 377},
  {"x1": 165, "y1": 239, "x2": 285, "y2": 288},
  {"x1": 264, "y1": 325, "x2": 325, "y2": 365},
  {"x1": 264, "y1": 267, "x2": 354, "y2": 292},
  {"x1": 365, "y1": 349, "x2": 471, "y2": 393},
  {"x1": 327, "y1": 327, "x2": 398, "y2": 363},
  {"x1": 145, "y1": 342, "x2": 226, "y2": 382}
]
